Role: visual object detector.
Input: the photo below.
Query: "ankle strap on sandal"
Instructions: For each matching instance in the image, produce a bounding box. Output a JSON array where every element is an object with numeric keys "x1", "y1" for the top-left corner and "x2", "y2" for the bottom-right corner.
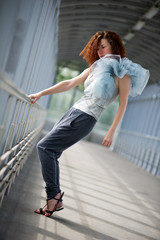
[{"x1": 47, "y1": 192, "x2": 64, "y2": 202}]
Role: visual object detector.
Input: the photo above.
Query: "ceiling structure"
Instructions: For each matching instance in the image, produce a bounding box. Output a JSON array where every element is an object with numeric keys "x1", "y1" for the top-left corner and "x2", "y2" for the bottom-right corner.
[{"x1": 58, "y1": 0, "x2": 160, "y2": 85}]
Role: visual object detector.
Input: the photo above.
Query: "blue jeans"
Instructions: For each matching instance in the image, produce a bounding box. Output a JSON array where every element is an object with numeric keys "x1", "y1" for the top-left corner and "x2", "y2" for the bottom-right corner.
[{"x1": 37, "y1": 107, "x2": 96, "y2": 199}]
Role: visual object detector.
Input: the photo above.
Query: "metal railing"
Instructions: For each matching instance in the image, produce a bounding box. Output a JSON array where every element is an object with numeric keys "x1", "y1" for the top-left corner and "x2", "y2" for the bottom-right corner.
[
  {"x1": 114, "y1": 129, "x2": 160, "y2": 177},
  {"x1": 0, "y1": 72, "x2": 46, "y2": 206}
]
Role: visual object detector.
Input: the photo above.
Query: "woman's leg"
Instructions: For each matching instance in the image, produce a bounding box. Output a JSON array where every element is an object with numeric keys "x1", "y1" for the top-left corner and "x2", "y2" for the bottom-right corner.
[
  {"x1": 37, "y1": 107, "x2": 96, "y2": 203},
  {"x1": 37, "y1": 142, "x2": 62, "y2": 199}
]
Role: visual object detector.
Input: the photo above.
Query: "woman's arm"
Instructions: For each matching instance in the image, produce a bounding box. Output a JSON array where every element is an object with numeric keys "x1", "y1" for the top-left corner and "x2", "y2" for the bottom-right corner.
[
  {"x1": 28, "y1": 68, "x2": 90, "y2": 104},
  {"x1": 102, "y1": 75, "x2": 130, "y2": 147}
]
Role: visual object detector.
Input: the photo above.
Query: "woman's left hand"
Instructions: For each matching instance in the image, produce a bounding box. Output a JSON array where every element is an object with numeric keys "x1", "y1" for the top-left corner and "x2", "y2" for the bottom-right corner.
[{"x1": 102, "y1": 131, "x2": 114, "y2": 147}]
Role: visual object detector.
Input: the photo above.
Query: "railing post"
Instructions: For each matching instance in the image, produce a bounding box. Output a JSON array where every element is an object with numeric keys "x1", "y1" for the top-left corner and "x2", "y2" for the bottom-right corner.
[{"x1": 0, "y1": 72, "x2": 46, "y2": 207}]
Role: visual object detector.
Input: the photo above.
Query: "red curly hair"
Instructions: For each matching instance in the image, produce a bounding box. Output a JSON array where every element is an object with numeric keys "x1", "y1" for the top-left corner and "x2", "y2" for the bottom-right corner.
[{"x1": 80, "y1": 30, "x2": 126, "y2": 66}]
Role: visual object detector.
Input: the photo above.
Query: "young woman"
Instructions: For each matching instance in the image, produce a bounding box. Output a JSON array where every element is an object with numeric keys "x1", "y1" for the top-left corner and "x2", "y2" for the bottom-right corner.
[{"x1": 29, "y1": 31, "x2": 149, "y2": 217}]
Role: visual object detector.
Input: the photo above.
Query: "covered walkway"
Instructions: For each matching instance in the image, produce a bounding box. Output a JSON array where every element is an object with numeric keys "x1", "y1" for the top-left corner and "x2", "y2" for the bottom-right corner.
[
  {"x1": 0, "y1": 137, "x2": 160, "y2": 240},
  {"x1": 0, "y1": 1, "x2": 160, "y2": 239}
]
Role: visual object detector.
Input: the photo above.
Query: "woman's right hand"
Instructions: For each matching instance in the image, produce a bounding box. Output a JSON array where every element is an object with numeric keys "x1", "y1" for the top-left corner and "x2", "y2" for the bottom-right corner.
[{"x1": 28, "y1": 92, "x2": 42, "y2": 105}]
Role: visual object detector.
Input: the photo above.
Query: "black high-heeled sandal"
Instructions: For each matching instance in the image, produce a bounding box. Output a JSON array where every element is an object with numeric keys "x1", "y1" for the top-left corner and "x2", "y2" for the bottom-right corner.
[
  {"x1": 34, "y1": 192, "x2": 64, "y2": 215},
  {"x1": 34, "y1": 206, "x2": 46, "y2": 215},
  {"x1": 45, "y1": 192, "x2": 64, "y2": 217}
]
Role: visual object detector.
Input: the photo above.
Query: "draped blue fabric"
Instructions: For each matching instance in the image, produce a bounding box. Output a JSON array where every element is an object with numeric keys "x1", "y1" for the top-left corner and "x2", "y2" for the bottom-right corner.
[
  {"x1": 85, "y1": 54, "x2": 150, "y2": 98},
  {"x1": 74, "y1": 54, "x2": 150, "y2": 120}
]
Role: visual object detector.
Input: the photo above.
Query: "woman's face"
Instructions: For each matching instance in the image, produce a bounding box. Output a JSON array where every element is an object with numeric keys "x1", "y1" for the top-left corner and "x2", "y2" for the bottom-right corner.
[{"x1": 97, "y1": 38, "x2": 112, "y2": 58}]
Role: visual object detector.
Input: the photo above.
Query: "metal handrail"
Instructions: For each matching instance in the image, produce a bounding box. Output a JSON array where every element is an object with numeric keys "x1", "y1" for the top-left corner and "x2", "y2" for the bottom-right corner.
[
  {"x1": 0, "y1": 72, "x2": 40, "y2": 105},
  {"x1": 0, "y1": 72, "x2": 46, "y2": 207},
  {"x1": 119, "y1": 128, "x2": 160, "y2": 141}
]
